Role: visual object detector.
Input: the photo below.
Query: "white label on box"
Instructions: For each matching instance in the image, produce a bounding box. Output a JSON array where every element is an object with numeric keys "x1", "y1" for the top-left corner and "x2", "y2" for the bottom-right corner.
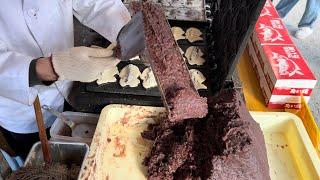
[
  {"x1": 275, "y1": 79, "x2": 317, "y2": 89},
  {"x1": 269, "y1": 95, "x2": 310, "y2": 103}
]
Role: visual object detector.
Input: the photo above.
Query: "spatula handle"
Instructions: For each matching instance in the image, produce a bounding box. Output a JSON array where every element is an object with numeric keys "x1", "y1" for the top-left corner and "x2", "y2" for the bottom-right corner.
[{"x1": 33, "y1": 96, "x2": 52, "y2": 164}]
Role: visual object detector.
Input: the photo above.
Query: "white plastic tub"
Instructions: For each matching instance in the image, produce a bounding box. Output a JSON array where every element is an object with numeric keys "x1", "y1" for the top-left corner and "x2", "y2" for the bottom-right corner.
[{"x1": 50, "y1": 112, "x2": 99, "y2": 145}]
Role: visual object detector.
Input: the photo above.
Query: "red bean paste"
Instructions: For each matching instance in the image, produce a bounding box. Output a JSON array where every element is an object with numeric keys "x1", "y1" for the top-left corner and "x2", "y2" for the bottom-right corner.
[
  {"x1": 133, "y1": 2, "x2": 208, "y2": 122},
  {"x1": 142, "y1": 88, "x2": 270, "y2": 180}
]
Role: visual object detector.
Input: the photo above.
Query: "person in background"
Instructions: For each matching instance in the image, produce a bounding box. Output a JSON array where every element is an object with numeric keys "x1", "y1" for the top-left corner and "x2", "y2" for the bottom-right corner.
[
  {"x1": 276, "y1": 0, "x2": 319, "y2": 39},
  {"x1": 0, "y1": 0, "x2": 130, "y2": 159}
]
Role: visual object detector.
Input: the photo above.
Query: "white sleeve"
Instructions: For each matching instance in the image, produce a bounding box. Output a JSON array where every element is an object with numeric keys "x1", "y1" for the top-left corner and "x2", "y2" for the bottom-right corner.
[
  {"x1": 0, "y1": 40, "x2": 38, "y2": 105},
  {"x1": 73, "y1": 0, "x2": 131, "y2": 42}
]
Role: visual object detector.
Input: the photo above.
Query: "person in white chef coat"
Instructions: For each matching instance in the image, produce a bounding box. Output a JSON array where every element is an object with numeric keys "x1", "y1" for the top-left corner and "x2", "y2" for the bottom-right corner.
[{"x1": 0, "y1": 0, "x2": 130, "y2": 159}]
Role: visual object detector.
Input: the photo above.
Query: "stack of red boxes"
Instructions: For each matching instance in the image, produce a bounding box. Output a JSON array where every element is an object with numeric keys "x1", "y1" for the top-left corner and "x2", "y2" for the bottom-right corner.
[{"x1": 248, "y1": 0, "x2": 317, "y2": 109}]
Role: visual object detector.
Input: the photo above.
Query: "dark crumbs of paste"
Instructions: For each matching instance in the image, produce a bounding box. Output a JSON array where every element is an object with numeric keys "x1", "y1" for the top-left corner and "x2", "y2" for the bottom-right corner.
[
  {"x1": 6, "y1": 164, "x2": 80, "y2": 180},
  {"x1": 142, "y1": 88, "x2": 270, "y2": 180},
  {"x1": 134, "y1": 2, "x2": 208, "y2": 122}
]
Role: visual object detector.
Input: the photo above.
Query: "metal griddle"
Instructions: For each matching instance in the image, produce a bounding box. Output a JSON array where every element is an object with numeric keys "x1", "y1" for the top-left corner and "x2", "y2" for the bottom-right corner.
[
  {"x1": 71, "y1": 20, "x2": 210, "y2": 113},
  {"x1": 86, "y1": 62, "x2": 161, "y2": 97},
  {"x1": 85, "y1": 20, "x2": 210, "y2": 96}
]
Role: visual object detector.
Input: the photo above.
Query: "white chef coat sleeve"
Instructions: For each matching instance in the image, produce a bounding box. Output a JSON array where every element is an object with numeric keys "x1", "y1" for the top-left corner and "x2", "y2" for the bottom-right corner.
[
  {"x1": 73, "y1": 0, "x2": 131, "y2": 43},
  {"x1": 0, "y1": 40, "x2": 38, "y2": 105}
]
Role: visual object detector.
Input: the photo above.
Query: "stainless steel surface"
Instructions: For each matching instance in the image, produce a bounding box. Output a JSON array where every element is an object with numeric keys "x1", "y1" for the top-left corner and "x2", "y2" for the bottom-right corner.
[
  {"x1": 25, "y1": 141, "x2": 89, "y2": 171},
  {"x1": 118, "y1": 12, "x2": 146, "y2": 60},
  {"x1": 163, "y1": 6, "x2": 206, "y2": 21},
  {"x1": 50, "y1": 112, "x2": 99, "y2": 145},
  {"x1": 124, "y1": 0, "x2": 207, "y2": 21},
  {"x1": 142, "y1": 0, "x2": 203, "y2": 7}
]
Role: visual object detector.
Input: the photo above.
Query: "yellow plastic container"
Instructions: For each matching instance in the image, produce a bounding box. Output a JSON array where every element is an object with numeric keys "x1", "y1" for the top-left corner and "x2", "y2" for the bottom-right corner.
[
  {"x1": 79, "y1": 105, "x2": 320, "y2": 180},
  {"x1": 251, "y1": 112, "x2": 320, "y2": 180},
  {"x1": 286, "y1": 96, "x2": 320, "y2": 158},
  {"x1": 237, "y1": 49, "x2": 320, "y2": 157}
]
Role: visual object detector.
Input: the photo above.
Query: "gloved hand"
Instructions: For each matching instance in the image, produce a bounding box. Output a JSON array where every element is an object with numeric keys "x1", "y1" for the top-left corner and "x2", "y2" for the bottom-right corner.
[{"x1": 52, "y1": 46, "x2": 120, "y2": 82}]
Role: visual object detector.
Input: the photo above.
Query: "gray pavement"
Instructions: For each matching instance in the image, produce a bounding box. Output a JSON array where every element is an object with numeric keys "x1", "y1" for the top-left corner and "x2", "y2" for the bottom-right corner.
[{"x1": 273, "y1": 0, "x2": 320, "y2": 126}]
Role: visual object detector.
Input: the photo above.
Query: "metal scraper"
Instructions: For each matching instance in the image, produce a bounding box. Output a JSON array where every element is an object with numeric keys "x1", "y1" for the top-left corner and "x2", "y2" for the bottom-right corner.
[{"x1": 117, "y1": 12, "x2": 146, "y2": 60}]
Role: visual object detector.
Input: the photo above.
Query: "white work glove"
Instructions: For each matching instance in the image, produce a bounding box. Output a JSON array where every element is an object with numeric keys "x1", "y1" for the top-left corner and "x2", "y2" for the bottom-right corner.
[{"x1": 52, "y1": 46, "x2": 120, "y2": 82}]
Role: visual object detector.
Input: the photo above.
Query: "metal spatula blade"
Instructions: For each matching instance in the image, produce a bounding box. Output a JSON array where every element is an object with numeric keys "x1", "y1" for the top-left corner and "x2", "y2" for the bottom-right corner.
[
  {"x1": 117, "y1": 12, "x2": 146, "y2": 60},
  {"x1": 42, "y1": 105, "x2": 75, "y2": 130}
]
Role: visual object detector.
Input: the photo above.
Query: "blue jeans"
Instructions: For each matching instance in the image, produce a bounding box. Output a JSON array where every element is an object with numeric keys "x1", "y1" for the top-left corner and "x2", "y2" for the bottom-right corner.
[{"x1": 276, "y1": 0, "x2": 319, "y2": 27}]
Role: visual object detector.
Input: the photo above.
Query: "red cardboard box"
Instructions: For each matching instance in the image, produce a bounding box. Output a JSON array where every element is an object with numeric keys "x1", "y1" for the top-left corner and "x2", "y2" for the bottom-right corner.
[
  {"x1": 247, "y1": 39, "x2": 315, "y2": 109},
  {"x1": 260, "y1": 0, "x2": 280, "y2": 19},
  {"x1": 254, "y1": 18, "x2": 293, "y2": 45},
  {"x1": 247, "y1": 0, "x2": 316, "y2": 109},
  {"x1": 258, "y1": 44, "x2": 316, "y2": 89},
  {"x1": 248, "y1": 40, "x2": 272, "y2": 100},
  {"x1": 254, "y1": 0, "x2": 294, "y2": 45}
]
